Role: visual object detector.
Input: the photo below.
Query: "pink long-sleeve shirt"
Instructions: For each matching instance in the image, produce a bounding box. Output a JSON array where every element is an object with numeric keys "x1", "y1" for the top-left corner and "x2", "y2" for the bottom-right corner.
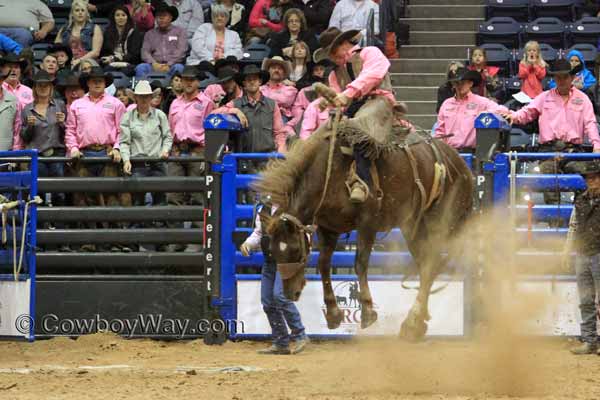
[
  {"x1": 3, "y1": 82, "x2": 32, "y2": 109},
  {"x1": 260, "y1": 82, "x2": 298, "y2": 135},
  {"x1": 168, "y1": 91, "x2": 215, "y2": 145},
  {"x1": 248, "y1": 0, "x2": 284, "y2": 32},
  {"x1": 300, "y1": 98, "x2": 329, "y2": 139},
  {"x1": 329, "y1": 45, "x2": 395, "y2": 106},
  {"x1": 511, "y1": 87, "x2": 600, "y2": 150},
  {"x1": 65, "y1": 93, "x2": 126, "y2": 154},
  {"x1": 434, "y1": 92, "x2": 508, "y2": 149},
  {"x1": 291, "y1": 87, "x2": 311, "y2": 123},
  {"x1": 518, "y1": 62, "x2": 546, "y2": 99}
]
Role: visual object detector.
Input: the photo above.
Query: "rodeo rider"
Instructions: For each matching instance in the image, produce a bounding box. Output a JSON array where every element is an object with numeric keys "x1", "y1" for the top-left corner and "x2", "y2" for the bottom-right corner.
[
  {"x1": 312, "y1": 27, "x2": 396, "y2": 204},
  {"x1": 239, "y1": 200, "x2": 309, "y2": 355}
]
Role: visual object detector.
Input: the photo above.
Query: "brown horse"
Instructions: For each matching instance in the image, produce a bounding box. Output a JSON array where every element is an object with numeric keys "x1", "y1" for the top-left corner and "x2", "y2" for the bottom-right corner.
[{"x1": 253, "y1": 108, "x2": 473, "y2": 340}]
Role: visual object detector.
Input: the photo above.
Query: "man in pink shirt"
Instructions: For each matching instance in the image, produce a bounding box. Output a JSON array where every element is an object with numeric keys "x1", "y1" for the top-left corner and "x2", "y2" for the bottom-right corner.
[
  {"x1": 167, "y1": 65, "x2": 215, "y2": 252},
  {"x1": 65, "y1": 67, "x2": 127, "y2": 248},
  {"x1": 504, "y1": 59, "x2": 600, "y2": 204},
  {"x1": 313, "y1": 27, "x2": 395, "y2": 203},
  {"x1": 1, "y1": 54, "x2": 32, "y2": 108},
  {"x1": 434, "y1": 68, "x2": 508, "y2": 152},
  {"x1": 260, "y1": 56, "x2": 298, "y2": 137}
]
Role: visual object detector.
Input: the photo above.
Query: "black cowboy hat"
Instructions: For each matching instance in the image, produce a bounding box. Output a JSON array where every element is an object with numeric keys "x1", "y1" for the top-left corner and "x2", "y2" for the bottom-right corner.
[
  {"x1": 0, "y1": 53, "x2": 28, "y2": 70},
  {"x1": 49, "y1": 43, "x2": 73, "y2": 64},
  {"x1": 197, "y1": 60, "x2": 216, "y2": 77},
  {"x1": 313, "y1": 28, "x2": 362, "y2": 63},
  {"x1": 214, "y1": 56, "x2": 240, "y2": 73},
  {"x1": 79, "y1": 66, "x2": 114, "y2": 90},
  {"x1": 216, "y1": 67, "x2": 237, "y2": 84},
  {"x1": 235, "y1": 64, "x2": 269, "y2": 86},
  {"x1": 31, "y1": 70, "x2": 55, "y2": 85},
  {"x1": 154, "y1": 3, "x2": 178, "y2": 21},
  {"x1": 548, "y1": 59, "x2": 582, "y2": 76},
  {"x1": 55, "y1": 72, "x2": 82, "y2": 95},
  {"x1": 565, "y1": 159, "x2": 600, "y2": 176},
  {"x1": 180, "y1": 65, "x2": 206, "y2": 80},
  {"x1": 447, "y1": 67, "x2": 482, "y2": 86}
]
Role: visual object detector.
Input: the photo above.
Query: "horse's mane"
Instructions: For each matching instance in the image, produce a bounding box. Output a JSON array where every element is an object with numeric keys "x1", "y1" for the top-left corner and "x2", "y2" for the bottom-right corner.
[{"x1": 251, "y1": 129, "x2": 328, "y2": 210}]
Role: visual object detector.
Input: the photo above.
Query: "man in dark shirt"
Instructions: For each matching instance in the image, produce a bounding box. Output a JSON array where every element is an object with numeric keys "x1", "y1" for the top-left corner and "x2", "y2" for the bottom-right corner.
[{"x1": 564, "y1": 159, "x2": 600, "y2": 355}]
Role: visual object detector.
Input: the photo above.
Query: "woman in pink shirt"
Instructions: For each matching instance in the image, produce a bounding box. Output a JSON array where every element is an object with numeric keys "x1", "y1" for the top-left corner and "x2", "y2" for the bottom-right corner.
[{"x1": 518, "y1": 41, "x2": 547, "y2": 99}]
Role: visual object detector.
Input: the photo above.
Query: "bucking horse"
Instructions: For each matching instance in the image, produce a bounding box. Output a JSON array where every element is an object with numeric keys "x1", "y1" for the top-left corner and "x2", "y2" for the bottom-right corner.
[{"x1": 252, "y1": 88, "x2": 473, "y2": 340}]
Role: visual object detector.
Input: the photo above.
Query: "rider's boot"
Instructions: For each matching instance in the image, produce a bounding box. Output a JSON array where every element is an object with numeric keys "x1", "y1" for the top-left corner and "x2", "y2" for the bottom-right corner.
[{"x1": 350, "y1": 182, "x2": 368, "y2": 203}]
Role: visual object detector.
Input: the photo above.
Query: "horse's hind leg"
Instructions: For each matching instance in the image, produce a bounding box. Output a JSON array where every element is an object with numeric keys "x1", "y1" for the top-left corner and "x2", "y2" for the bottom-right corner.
[
  {"x1": 318, "y1": 227, "x2": 343, "y2": 329},
  {"x1": 355, "y1": 227, "x2": 378, "y2": 329}
]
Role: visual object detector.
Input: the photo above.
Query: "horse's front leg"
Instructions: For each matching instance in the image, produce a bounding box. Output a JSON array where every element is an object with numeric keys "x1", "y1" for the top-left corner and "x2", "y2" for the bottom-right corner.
[
  {"x1": 317, "y1": 227, "x2": 342, "y2": 329},
  {"x1": 355, "y1": 227, "x2": 378, "y2": 329}
]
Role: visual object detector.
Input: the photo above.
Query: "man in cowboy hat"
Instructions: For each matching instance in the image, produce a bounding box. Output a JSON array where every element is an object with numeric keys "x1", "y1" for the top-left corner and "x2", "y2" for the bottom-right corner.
[
  {"x1": 434, "y1": 67, "x2": 508, "y2": 152},
  {"x1": 562, "y1": 159, "x2": 600, "y2": 354},
  {"x1": 504, "y1": 59, "x2": 600, "y2": 154},
  {"x1": 120, "y1": 80, "x2": 172, "y2": 212},
  {"x1": 215, "y1": 55, "x2": 241, "y2": 75},
  {"x1": 137, "y1": 3, "x2": 187, "y2": 79},
  {"x1": 1, "y1": 53, "x2": 32, "y2": 108},
  {"x1": 0, "y1": 65, "x2": 21, "y2": 151},
  {"x1": 220, "y1": 64, "x2": 287, "y2": 153},
  {"x1": 313, "y1": 27, "x2": 395, "y2": 203},
  {"x1": 55, "y1": 72, "x2": 84, "y2": 110},
  {"x1": 166, "y1": 65, "x2": 214, "y2": 252},
  {"x1": 213, "y1": 67, "x2": 243, "y2": 106},
  {"x1": 504, "y1": 59, "x2": 600, "y2": 204},
  {"x1": 260, "y1": 56, "x2": 298, "y2": 136}
]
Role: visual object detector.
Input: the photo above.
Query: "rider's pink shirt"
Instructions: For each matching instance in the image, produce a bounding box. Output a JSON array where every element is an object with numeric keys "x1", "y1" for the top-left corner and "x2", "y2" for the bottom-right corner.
[
  {"x1": 510, "y1": 87, "x2": 600, "y2": 150},
  {"x1": 434, "y1": 92, "x2": 508, "y2": 149}
]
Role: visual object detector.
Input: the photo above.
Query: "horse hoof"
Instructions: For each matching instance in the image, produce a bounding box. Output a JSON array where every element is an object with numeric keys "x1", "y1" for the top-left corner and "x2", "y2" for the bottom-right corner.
[
  {"x1": 360, "y1": 308, "x2": 378, "y2": 329},
  {"x1": 399, "y1": 316, "x2": 428, "y2": 342},
  {"x1": 326, "y1": 309, "x2": 343, "y2": 329}
]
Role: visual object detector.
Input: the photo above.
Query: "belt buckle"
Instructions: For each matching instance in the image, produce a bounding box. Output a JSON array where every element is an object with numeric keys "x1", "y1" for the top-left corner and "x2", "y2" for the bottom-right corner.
[{"x1": 41, "y1": 148, "x2": 54, "y2": 157}]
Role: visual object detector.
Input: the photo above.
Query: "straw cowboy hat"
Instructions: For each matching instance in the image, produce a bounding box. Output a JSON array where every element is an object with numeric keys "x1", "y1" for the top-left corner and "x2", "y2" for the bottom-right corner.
[
  {"x1": 313, "y1": 27, "x2": 362, "y2": 64},
  {"x1": 447, "y1": 67, "x2": 482, "y2": 86},
  {"x1": 261, "y1": 56, "x2": 292, "y2": 78},
  {"x1": 133, "y1": 80, "x2": 161, "y2": 96}
]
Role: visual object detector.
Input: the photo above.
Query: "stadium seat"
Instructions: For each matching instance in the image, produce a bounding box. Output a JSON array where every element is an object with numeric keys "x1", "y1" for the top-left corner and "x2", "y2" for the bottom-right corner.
[
  {"x1": 509, "y1": 127, "x2": 532, "y2": 151},
  {"x1": 240, "y1": 43, "x2": 271, "y2": 67},
  {"x1": 477, "y1": 17, "x2": 523, "y2": 49},
  {"x1": 516, "y1": 43, "x2": 558, "y2": 65},
  {"x1": 31, "y1": 43, "x2": 52, "y2": 64},
  {"x1": 109, "y1": 71, "x2": 133, "y2": 89},
  {"x1": 568, "y1": 17, "x2": 600, "y2": 46},
  {"x1": 48, "y1": 17, "x2": 68, "y2": 41},
  {"x1": 567, "y1": 43, "x2": 598, "y2": 69},
  {"x1": 47, "y1": 0, "x2": 72, "y2": 18},
  {"x1": 94, "y1": 17, "x2": 110, "y2": 31},
  {"x1": 475, "y1": 43, "x2": 513, "y2": 76},
  {"x1": 485, "y1": 0, "x2": 530, "y2": 22},
  {"x1": 523, "y1": 18, "x2": 569, "y2": 49},
  {"x1": 531, "y1": 0, "x2": 577, "y2": 22},
  {"x1": 144, "y1": 72, "x2": 169, "y2": 88},
  {"x1": 504, "y1": 76, "x2": 522, "y2": 93}
]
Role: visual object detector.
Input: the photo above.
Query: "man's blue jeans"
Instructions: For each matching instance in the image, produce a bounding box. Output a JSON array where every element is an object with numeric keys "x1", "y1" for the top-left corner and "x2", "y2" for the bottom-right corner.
[
  {"x1": 0, "y1": 28, "x2": 32, "y2": 48},
  {"x1": 575, "y1": 253, "x2": 600, "y2": 344},
  {"x1": 135, "y1": 63, "x2": 184, "y2": 79},
  {"x1": 260, "y1": 261, "x2": 306, "y2": 348}
]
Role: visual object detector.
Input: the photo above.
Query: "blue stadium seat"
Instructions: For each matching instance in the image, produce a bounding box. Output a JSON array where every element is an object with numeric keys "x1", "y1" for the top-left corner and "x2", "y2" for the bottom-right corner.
[
  {"x1": 47, "y1": 0, "x2": 72, "y2": 17},
  {"x1": 476, "y1": 43, "x2": 513, "y2": 76},
  {"x1": 477, "y1": 17, "x2": 523, "y2": 49},
  {"x1": 94, "y1": 18, "x2": 110, "y2": 31},
  {"x1": 240, "y1": 43, "x2": 271, "y2": 67},
  {"x1": 31, "y1": 43, "x2": 52, "y2": 64},
  {"x1": 505, "y1": 76, "x2": 522, "y2": 93},
  {"x1": 568, "y1": 17, "x2": 600, "y2": 46},
  {"x1": 143, "y1": 72, "x2": 170, "y2": 88},
  {"x1": 109, "y1": 71, "x2": 133, "y2": 89},
  {"x1": 485, "y1": 0, "x2": 530, "y2": 22},
  {"x1": 516, "y1": 43, "x2": 558, "y2": 65},
  {"x1": 531, "y1": 0, "x2": 577, "y2": 22},
  {"x1": 524, "y1": 18, "x2": 569, "y2": 49},
  {"x1": 566, "y1": 43, "x2": 597, "y2": 69}
]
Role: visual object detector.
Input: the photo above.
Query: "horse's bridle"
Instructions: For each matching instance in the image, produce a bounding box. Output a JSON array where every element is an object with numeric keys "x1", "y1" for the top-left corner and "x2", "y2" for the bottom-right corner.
[{"x1": 276, "y1": 213, "x2": 315, "y2": 280}]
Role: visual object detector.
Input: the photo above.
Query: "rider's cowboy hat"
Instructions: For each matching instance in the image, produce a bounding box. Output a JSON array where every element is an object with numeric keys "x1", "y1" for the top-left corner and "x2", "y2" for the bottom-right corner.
[
  {"x1": 313, "y1": 28, "x2": 362, "y2": 64},
  {"x1": 547, "y1": 59, "x2": 582, "y2": 76},
  {"x1": 261, "y1": 56, "x2": 292, "y2": 78},
  {"x1": 565, "y1": 159, "x2": 600, "y2": 176},
  {"x1": 154, "y1": 2, "x2": 179, "y2": 21},
  {"x1": 447, "y1": 67, "x2": 482, "y2": 86},
  {"x1": 79, "y1": 66, "x2": 114, "y2": 90},
  {"x1": 235, "y1": 64, "x2": 269, "y2": 86}
]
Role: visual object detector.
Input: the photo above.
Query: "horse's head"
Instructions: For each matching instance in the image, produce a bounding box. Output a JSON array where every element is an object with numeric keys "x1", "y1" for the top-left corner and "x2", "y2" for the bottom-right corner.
[{"x1": 267, "y1": 212, "x2": 314, "y2": 301}]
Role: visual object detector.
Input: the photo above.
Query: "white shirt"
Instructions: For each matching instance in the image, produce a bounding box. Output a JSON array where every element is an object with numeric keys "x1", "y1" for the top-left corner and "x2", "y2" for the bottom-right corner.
[
  {"x1": 329, "y1": 0, "x2": 380, "y2": 36},
  {"x1": 165, "y1": 0, "x2": 205, "y2": 40}
]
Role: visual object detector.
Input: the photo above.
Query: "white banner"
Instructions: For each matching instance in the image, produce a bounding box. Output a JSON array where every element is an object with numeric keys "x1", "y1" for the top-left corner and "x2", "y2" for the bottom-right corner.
[
  {"x1": 237, "y1": 279, "x2": 465, "y2": 336},
  {"x1": 0, "y1": 279, "x2": 31, "y2": 338}
]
